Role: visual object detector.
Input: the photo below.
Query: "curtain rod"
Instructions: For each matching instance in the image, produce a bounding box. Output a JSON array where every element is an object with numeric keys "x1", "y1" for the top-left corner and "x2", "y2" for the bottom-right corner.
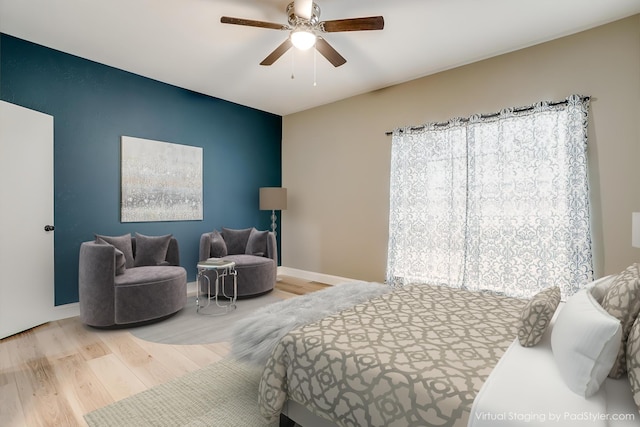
[{"x1": 384, "y1": 96, "x2": 590, "y2": 136}]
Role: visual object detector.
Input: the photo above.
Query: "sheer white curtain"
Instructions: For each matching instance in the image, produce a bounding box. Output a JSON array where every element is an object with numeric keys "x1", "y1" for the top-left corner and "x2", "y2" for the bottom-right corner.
[{"x1": 386, "y1": 95, "x2": 593, "y2": 299}]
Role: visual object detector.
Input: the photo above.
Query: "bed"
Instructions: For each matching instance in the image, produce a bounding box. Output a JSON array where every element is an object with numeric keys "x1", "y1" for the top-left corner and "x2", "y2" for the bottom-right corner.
[
  {"x1": 258, "y1": 283, "x2": 526, "y2": 427},
  {"x1": 469, "y1": 316, "x2": 637, "y2": 427},
  {"x1": 257, "y1": 279, "x2": 640, "y2": 427}
]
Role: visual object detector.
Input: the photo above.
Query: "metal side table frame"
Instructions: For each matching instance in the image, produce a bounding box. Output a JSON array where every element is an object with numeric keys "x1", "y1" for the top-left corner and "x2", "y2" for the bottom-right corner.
[{"x1": 196, "y1": 258, "x2": 238, "y2": 315}]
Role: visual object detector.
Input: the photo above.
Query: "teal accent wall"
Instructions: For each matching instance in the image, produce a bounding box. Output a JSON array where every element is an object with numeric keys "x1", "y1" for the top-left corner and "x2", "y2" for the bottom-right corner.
[{"x1": 1, "y1": 34, "x2": 282, "y2": 305}]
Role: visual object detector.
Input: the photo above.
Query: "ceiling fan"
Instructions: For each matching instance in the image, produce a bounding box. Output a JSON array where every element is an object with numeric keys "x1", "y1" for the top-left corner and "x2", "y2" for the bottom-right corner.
[{"x1": 220, "y1": 0, "x2": 384, "y2": 67}]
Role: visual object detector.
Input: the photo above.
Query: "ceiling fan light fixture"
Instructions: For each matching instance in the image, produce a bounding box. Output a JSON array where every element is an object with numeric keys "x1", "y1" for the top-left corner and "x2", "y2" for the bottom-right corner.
[{"x1": 290, "y1": 29, "x2": 316, "y2": 50}]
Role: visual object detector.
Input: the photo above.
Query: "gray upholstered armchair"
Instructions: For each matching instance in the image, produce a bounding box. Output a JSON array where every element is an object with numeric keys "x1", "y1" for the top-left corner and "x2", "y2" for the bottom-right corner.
[
  {"x1": 79, "y1": 233, "x2": 187, "y2": 327},
  {"x1": 199, "y1": 227, "x2": 277, "y2": 298}
]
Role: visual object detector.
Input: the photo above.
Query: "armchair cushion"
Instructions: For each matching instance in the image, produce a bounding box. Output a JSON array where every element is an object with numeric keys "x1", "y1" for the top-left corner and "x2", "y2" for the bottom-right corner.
[
  {"x1": 95, "y1": 233, "x2": 135, "y2": 268},
  {"x1": 96, "y1": 238, "x2": 127, "y2": 275},
  {"x1": 114, "y1": 247, "x2": 127, "y2": 275},
  {"x1": 246, "y1": 228, "x2": 268, "y2": 257},
  {"x1": 222, "y1": 227, "x2": 253, "y2": 255},
  {"x1": 134, "y1": 233, "x2": 172, "y2": 267},
  {"x1": 210, "y1": 229, "x2": 228, "y2": 258}
]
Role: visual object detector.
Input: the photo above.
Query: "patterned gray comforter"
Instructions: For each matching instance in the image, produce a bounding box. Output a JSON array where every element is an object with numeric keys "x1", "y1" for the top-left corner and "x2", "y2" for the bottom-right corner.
[{"x1": 258, "y1": 283, "x2": 526, "y2": 427}]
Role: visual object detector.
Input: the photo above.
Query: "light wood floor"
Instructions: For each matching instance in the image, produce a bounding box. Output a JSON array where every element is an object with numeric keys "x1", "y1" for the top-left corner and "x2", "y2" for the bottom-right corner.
[{"x1": 0, "y1": 278, "x2": 329, "y2": 427}]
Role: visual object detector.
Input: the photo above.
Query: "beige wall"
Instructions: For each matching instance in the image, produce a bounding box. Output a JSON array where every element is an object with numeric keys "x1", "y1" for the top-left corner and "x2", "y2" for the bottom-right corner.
[{"x1": 282, "y1": 15, "x2": 640, "y2": 282}]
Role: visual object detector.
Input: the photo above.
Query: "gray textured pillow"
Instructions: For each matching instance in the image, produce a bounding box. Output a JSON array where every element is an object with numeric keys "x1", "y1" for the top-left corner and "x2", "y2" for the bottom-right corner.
[
  {"x1": 246, "y1": 228, "x2": 268, "y2": 256},
  {"x1": 601, "y1": 263, "x2": 640, "y2": 378},
  {"x1": 517, "y1": 286, "x2": 561, "y2": 347},
  {"x1": 626, "y1": 314, "x2": 640, "y2": 412},
  {"x1": 96, "y1": 238, "x2": 126, "y2": 275},
  {"x1": 134, "y1": 233, "x2": 172, "y2": 267},
  {"x1": 95, "y1": 233, "x2": 134, "y2": 268},
  {"x1": 210, "y1": 229, "x2": 228, "y2": 258},
  {"x1": 221, "y1": 227, "x2": 252, "y2": 255}
]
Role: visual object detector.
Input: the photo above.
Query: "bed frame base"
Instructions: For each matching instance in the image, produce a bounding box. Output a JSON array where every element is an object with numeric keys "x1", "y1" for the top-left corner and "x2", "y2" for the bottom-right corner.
[
  {"x1": 280, "y1": 413, "x2": 296, "y2": 427},
  {"x1": 280, "y1": 399, "x2": 339, "y2": 427}
]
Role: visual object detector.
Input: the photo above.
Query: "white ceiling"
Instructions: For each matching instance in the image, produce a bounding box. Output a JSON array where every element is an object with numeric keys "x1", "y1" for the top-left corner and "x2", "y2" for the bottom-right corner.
[{"x1": 1, "y1": 0, "x2": 639, "y2": 116}]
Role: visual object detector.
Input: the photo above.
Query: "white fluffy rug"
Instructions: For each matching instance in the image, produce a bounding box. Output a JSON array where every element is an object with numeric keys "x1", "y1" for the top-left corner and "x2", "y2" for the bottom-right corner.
[{"x1": 231, "y1": 281, "x2": 391, "y2": 366}]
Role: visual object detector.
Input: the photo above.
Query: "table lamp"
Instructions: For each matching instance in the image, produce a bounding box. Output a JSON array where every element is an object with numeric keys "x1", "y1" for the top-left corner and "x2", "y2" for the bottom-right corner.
[{"x1": 259, "y1": 187, "x2": 287, "y2": 236}]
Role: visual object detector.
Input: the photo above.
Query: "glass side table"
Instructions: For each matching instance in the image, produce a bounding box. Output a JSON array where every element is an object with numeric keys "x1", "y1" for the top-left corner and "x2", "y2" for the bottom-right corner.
[{"x1": 196, "y1": 258, "x2": 237, "y2": 315}]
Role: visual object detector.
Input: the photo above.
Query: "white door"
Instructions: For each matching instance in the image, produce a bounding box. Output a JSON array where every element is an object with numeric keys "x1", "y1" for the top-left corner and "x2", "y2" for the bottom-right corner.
[{"x1": 0, "y1": 101, "x2": 54, "y2": 339}]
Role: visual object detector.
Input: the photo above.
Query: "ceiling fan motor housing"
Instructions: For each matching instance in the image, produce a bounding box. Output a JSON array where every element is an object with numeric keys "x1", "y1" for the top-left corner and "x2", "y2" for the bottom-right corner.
[{"x1": 287, "y1": 2, "x2": 321, "y2": 27}]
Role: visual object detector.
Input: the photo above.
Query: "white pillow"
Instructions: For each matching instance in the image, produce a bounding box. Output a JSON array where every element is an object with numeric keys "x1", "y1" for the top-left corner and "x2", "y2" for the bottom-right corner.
[{"x1": 551, "y1": 288, "x2": 622, "y2": 397}]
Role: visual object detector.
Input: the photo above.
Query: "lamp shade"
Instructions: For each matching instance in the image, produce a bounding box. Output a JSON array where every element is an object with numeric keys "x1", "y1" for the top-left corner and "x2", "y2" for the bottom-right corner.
[
  {"x1": 633, "y1": 212, "x2": 640, "y2": 248},
  {"x1": 260, "y1": 187, "x2": 287, "y2": 211}
]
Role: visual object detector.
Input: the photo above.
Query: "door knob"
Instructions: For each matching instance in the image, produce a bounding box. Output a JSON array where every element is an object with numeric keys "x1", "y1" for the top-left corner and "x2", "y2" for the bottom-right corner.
[{"x1": 44, "y1": 225, "x2": 54, "y2": 232}]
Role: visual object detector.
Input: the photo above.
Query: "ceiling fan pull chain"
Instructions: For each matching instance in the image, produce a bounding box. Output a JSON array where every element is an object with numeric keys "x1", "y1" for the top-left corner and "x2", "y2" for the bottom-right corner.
[
  {"x1": 291, "y1": 48, "x2": 295, "y2": 79},
  {"x1": 313, "y1": 48, "x2": 317, "y2": 86}
]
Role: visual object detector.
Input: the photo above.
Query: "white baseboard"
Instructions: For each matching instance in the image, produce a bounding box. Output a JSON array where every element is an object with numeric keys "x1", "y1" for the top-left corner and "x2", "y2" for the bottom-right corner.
[
  {"x1": 277, "y1": 267, "x2": 356, "y2": 286},
  {"x1": 46, "y1": 302, "x2": 80, "y2": 323},
  {"x1": 187, "y1": 280, "x2": 197, "y2": 296}
]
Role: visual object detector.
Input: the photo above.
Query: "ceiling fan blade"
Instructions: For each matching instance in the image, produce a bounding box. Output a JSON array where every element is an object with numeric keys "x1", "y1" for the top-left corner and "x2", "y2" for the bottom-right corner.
[
  {"x1": 294, "y1": 0, "x2": 313, "y2": 20},
  {"x1": 260, "y1": 39, "x2": 293, "y2": 66},
  {"x1": 220, "y1": 16, "x2": 287, "y2": 30},
  {"x1": 321, "y1": 16, "x2": 384, "y2": 32},
  {"x1": 315, "y1": 37, "x2": 346, "y2": 67}
]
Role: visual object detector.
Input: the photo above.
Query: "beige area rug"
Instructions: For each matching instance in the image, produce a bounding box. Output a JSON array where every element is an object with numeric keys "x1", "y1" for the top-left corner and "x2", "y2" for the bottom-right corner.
[
  {"x1": 85, "y1": 358, "x2": 277, "y2": 427},
  {"x1": 129, "y1": 293, "x2": 283, "y2": 345}
]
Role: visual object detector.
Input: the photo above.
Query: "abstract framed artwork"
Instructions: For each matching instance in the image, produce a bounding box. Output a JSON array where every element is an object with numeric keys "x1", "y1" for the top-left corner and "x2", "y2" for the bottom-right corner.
[{"x1": 121, "y1": 136, "x2": 203, "y2": 222}]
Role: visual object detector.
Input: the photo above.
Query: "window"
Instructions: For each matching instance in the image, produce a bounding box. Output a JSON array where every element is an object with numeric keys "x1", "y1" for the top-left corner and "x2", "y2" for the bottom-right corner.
[{"x1": 386, "y1": 95, "x2": 592, "y2": 299}]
